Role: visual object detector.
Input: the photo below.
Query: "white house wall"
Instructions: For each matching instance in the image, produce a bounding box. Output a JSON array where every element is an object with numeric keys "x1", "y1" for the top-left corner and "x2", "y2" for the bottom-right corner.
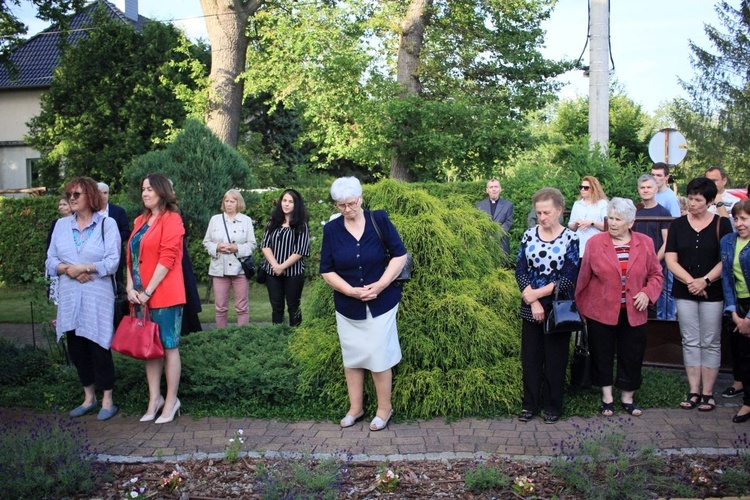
[{"x1": 0, "y1": 88, "x2": 43, "y2": 190}]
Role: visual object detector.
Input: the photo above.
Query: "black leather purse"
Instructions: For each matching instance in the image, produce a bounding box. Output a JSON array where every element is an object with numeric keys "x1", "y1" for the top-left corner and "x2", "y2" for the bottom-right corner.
[
  {"x1": 570, "y1": 327, "x2": 592, "y2": 390},
  {"x1": 545, "y1": 286, "x2": 584, "y2": 334}
]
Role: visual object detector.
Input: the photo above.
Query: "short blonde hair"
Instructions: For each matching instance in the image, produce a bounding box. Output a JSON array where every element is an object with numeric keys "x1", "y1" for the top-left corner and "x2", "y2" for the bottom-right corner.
[{"x1": 223, "y1": 189, "x2": 246, "y2": 212}]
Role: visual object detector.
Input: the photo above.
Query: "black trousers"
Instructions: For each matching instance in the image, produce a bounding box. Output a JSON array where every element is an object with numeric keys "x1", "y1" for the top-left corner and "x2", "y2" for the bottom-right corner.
[
  {"x1": 66, "y1": 330, "x2": 115, "y2": 391},
  {"x1": 587, "y1": 309, "x2": 648, "y2": 391},
  {"x1": 265, "y1": 273, "x2": 305, "y2": 326},
  {"x1": 521, "y1": 319, "x2": 571, "y2": 416},
  {"x1": 731, "y1": 297, "x2": 750, "y2": 406}
]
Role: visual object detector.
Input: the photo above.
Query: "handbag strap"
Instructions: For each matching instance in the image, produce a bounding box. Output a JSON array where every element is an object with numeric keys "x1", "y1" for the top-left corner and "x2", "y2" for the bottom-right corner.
[
  {"x1": 369, "y1": 211, "x2": 392, "y2": 260},
  {"x1": 100, "y1": 216, "x2": 118, "y2": 297},
  {"x1": 221, "y1": 215, "x2": 243, "y2": 260}
]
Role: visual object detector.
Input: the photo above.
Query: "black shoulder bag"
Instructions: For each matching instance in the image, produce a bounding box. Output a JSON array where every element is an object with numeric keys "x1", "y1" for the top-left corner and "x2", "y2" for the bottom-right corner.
[{"x1": 370, "y1": 211, "x2": 413, "y2": 286}]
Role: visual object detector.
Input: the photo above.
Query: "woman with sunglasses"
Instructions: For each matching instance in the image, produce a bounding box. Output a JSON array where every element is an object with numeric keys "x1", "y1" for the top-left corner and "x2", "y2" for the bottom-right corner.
[
  {"x1": 259, "y1": 189, "x2": 310, "y2": 326},
  {"x1": 568, "y1": 175, "x2": 608, "y2": 257},
  {"x1": 46, "y1": 177, "x2": 121, "y2": 420}
]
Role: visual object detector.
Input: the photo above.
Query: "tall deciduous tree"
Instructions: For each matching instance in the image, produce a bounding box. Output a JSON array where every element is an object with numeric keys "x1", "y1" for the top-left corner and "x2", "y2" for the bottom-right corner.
[
  {"x1": 199, "y1": 0, "x2": 264, "y2": 147},
  {"x1": 242, "y1": 0, "x2": 567, "y2": 181},
  {"x1": 672, "y1": 0, "x2": 750, "y2": 181},
  {"x1": 26, "y1": 8, "x2": 208, "y2": 190}
]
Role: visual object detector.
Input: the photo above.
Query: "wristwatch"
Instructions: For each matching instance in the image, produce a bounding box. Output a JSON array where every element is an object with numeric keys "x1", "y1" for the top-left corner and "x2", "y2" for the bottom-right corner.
[
  {"x1": 716, "y1": 202, "x2": 726, "y2": 208},
  {"x1": 704, "y1": 276, "x2": 711, "y2": 286}
]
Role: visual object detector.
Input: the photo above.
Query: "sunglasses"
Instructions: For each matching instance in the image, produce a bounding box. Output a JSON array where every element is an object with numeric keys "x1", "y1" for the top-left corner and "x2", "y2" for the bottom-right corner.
[
  {"x1": 65, "y1": 191, "x2": 83, "y2": 200},
  {"x1": 578, "y1": 185, "x2": 591, "y2": 191}
]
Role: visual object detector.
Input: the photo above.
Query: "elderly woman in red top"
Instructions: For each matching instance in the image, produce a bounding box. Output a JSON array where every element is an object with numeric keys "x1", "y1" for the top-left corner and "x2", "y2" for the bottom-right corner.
[
  {"x1": 126, "y1": 173, "x2": 186, "y2": 424},
  {"x1": 575, "y1": 197, "x2": 663, "y2": 417}
]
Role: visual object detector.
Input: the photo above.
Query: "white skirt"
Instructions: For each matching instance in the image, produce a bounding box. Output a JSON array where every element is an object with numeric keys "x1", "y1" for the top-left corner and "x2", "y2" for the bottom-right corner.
[{"x1": 336, "y1": 304, "x2": 402, "y2": 372}]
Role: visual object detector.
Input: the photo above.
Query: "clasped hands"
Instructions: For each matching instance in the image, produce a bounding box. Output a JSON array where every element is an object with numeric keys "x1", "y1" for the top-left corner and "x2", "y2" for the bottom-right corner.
[
  {"x1": 58, "y1": 263, "x2": 92, "y2": 283},
  {"x1": 686, "y1": 278, "x2": 709, "y2": 298},
  {"x1": 349, "y1": 282, "x2": 386, "y2": 302},
  {"x1": 522, "y1": 288, "x2": 545, "y2": 323},
  {"x1": 217, "y1": 243, "x2": 237, "y2": 254}
]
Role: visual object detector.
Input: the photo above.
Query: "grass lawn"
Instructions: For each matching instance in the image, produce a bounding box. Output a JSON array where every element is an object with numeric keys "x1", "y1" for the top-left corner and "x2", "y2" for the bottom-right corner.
[{"x1": 0, "y1": 282, "x2": 310, "y2": 326}]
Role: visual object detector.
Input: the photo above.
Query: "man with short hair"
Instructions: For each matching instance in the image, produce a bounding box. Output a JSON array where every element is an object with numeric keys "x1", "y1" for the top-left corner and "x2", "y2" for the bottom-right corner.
[
  {"x1": 98, "y1": 182, "x2": 131, "y2": 281},
  {"x1": 633, "y1": 174, "x2": 674, "y2": 319},
  {"x1": 476, "y1": 178, "x2": 514, "y2": 255},
  {"x1": 651, "y1": 163, "x2": 681, "y2": 217},
  {"x1": 706, "y1": 166, "x2": 740, "y2": 223}
]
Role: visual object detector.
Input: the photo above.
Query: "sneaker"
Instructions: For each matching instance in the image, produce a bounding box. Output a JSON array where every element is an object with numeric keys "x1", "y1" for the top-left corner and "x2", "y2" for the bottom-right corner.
[{"x1": 722, "y1": 386, "x2": 743, "y2": 398}]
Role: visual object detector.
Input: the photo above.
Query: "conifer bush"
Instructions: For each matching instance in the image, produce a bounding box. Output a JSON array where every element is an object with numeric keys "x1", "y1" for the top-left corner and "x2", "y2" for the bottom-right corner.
[{"x1": 290, "y1": 180, "x2": 522, "y2": 419}]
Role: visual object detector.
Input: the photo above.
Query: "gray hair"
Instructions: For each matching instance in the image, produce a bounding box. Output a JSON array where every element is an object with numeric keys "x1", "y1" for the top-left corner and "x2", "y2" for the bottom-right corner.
[
  {"x1": 97, "y1": 182, "x2": 109, "y2": 192},
  {"x1": 637, "y1": 174, "x2": 656, "y2": 187},
  {"x1": 330, "y1": 176, "x2": 363, "y2": 202},
  {"x1": 608, "y1": 197, "x2": 637, "y2": 223}
]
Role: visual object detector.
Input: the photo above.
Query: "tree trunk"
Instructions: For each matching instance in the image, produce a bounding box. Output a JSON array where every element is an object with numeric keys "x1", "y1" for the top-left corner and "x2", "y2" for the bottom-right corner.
[
  {"x1": 390, "y1": 0, "x2": 432, "y2": 181},
  {"x1": 199, "y1": 0, "x2": 263, "y2": 147}
]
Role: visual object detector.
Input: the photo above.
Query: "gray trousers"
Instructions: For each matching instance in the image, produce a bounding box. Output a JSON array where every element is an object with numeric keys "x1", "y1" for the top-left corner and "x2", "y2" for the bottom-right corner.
[{"x1": 675, "y1": 298, "x2": 723, "y2": 368}]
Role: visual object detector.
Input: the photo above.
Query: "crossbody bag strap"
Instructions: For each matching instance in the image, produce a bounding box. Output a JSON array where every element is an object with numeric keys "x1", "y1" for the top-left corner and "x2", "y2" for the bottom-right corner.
[
  {"x1": 221, "y1": 215, "x2": 241, "y2": 260},
  {"x1": 100, "y1": 216, "x2": 116, "y2": 296},
  {"x1": 369, "y1": 211, "x2": 391, "y2": 259}
]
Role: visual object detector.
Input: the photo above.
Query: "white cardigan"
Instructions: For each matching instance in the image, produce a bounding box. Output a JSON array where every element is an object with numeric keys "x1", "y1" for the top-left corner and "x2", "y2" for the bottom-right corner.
[{"x1": 203, "y1": 213, "x2": 257, "y2": 277}]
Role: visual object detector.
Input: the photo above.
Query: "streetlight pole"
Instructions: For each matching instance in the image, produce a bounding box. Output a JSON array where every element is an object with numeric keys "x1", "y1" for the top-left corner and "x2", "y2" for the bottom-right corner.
[{"x1": 588, "y1": 0, "x2": 609, "y2": 150}]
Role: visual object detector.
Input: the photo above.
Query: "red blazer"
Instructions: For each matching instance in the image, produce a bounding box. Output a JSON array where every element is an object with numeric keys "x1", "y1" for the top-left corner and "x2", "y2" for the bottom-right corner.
[
  {"x1": 575, "y1": 231, "x2": 663, "y2": 327},
  {"x1": 127, "y1": 210, "x2": 186, "y2": 309}
]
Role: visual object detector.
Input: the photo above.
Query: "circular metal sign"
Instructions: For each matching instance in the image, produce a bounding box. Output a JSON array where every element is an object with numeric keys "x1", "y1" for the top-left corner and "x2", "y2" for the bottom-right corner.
[{"x1": 648, "y1": 128, "x2": 688, "y2": 165}]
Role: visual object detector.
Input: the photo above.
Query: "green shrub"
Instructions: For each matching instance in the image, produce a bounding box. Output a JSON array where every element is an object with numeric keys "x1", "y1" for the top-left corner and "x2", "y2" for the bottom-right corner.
[
  {"x1": 179, "y1": 325, "x2": 299, "y2": 407},
  {"x1": 291, "y1": 180, "x2": 523, "y2": 419},
  {"x1": 464, "y1": 463, "x2": 509, "y2": 491},
  {"x1": 0, "y1": 196, "x2": 58, "y2": 284},
  {"x1": 0, "y1": 339, "x2": 57, "y2": 386},
  {"x1": 254, "y1": 451, "x2": 347, "y2": 500},
  {"x1": 0, "y1": 412, "x2": 104, "y2": 498}
]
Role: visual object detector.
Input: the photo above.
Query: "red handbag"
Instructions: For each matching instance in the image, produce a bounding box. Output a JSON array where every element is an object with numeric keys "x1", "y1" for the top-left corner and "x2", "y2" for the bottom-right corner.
[{"x1": 111, "y1": 304, "x2": 164, "y2": 360}]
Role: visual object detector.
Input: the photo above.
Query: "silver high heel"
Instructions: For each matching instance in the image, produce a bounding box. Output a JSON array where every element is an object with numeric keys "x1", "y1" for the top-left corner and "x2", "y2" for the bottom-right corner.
[
  {"x1": 139, "y1": 395, "x2": 165, "y2": 422},
  {"x1": 155, "y1": 398, "x2": 181, "y2": 424}
]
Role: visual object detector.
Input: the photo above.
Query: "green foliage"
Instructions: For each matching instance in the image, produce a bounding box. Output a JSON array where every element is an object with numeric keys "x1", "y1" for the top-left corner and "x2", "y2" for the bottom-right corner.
[
  {"x1": 291, "y1": 180, "x2": 523, "y2": 419},
  {"x1": 672, "y1": 1, "x2": 750, "y2": 183},
  {"x1": 551, "y1": 421, "x2": 683, "y2": 499},
  {"x1": 0, "y1": 412, "x2": 103, "y2": 498},
  {"x1": 0, "y1": 196, "x2": 57, "y2": 284},
  {"x1": 242, "y1": 0, "x2": 570, "y2": 180},
  {"x1": 464, "y1": 463, "x2": 509, "y2": 491},
  {"x1": 254, "y1": 451, "x2": 347, "y2": 500},
  {"x1": 0, "y1": 339, "x2": 56, "y2": 386},
  {"x1": 124, "y1": 119, "x2": 254, "y2": 242},
  {"x1": 26, "y1": 7, "x2": 208, "y2": 191},
  {"x1": 179, "y1": 325, "x2": 299, "y2": 407}
]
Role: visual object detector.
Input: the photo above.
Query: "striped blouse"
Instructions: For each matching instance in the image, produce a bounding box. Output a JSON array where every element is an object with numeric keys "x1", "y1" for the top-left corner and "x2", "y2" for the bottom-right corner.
[
  {"x1": 260, "y1": 223, "x2": 310, "y2": 276},
  {"x1": 615, "y1": 244, "x2": 630, "y2": 306}
]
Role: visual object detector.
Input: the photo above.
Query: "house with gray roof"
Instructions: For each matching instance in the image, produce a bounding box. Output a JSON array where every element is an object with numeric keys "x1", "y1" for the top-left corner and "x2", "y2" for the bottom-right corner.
[{"x1": 0, "y1": 0, "x2": 145, "y2": 193}]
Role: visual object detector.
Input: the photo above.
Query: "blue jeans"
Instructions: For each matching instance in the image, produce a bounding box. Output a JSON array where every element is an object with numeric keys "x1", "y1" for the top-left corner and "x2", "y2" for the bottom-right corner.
[{"x1": 657, "y1": 267, "x2": 676, "y2": 320}]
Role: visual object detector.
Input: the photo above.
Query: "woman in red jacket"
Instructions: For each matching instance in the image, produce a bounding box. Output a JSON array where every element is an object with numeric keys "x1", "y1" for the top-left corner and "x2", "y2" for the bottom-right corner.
[
  {"x1": 126, "y1": 173, "x2": 186, "y2": 424},
  {"x1": 575, "y1": 197, "x2": 663, "y2": 417}
]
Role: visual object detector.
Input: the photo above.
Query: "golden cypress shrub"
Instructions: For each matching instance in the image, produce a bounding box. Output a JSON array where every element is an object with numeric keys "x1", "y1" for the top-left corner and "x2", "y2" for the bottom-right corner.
[{"x1": 290, "y1": 179, "x2": 522, "y2": 419}]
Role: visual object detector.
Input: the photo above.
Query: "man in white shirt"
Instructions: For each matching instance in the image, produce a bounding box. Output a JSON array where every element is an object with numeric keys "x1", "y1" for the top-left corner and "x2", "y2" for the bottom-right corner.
[{"x1": 706, "y1": 166, "x2": 741, "y2": 222}]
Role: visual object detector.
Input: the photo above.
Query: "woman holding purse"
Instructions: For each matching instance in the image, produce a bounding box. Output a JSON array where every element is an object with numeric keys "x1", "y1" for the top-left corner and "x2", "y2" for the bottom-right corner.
[
  {"x1": 126, "y1": 173, "x2": 186, "y2": 424},
  {"x1": 203, "y1": 189, "x2": 256, "y2": 328},
  {"x1": 721, "y1": 200, "x2": 750, "y2": 423}
]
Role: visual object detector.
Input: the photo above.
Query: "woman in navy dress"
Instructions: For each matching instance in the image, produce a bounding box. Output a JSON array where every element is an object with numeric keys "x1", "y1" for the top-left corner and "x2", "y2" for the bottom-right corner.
[{"x1": 320, "y1": 177, "x2": 408, "y2": 431}]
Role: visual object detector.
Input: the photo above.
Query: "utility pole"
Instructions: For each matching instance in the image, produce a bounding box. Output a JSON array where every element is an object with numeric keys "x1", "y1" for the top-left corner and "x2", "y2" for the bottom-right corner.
[{"x1": 588, "y1": 0, "x2": 609, "y2": 150}]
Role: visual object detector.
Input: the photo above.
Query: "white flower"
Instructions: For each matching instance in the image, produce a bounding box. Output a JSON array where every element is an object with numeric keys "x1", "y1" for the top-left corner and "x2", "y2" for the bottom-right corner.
[
  {"x1": 130, "y1": 477, "x2": 139, "y2": 483},
  {"x1": 237, "y1": 429, "x2": 244, "y2": 435},
  {"x1": 130, "y1": 492, "x2": 139, "y2": 498},
  {"x1": 229, "y1": 438, "x2": 235, "y2": 443}
]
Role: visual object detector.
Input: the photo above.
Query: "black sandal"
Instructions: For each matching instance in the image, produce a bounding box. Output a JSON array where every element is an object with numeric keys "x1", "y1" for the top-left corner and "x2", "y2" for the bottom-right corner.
[
  {"x1": 600, "y1": 401, "x2": 615, "y2": 417},
  {"x1": 698, "y1": 394, "x2": 716, "y2": 412},
  {"x1": 518, "y1": 409, "x2": 534, "y2": 422},
  {"x1": 621, "y1": 402, "x2": 642, "y2": 416},
  {"x1": 680, "y1": 392, "x2": 700, "y2": 410}
]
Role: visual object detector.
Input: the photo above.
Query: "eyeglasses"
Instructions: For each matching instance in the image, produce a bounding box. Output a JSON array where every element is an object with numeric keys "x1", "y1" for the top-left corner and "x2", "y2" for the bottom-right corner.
[
  {"x1": 65, "y1": 191, "x2": 83, "y2": 200},
  {"x1": 579, "y1": 185, "x2": 591, "y2": 191},
  {"x1": 335, "y1": 200, "x2": 359, "y2": 211}
]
